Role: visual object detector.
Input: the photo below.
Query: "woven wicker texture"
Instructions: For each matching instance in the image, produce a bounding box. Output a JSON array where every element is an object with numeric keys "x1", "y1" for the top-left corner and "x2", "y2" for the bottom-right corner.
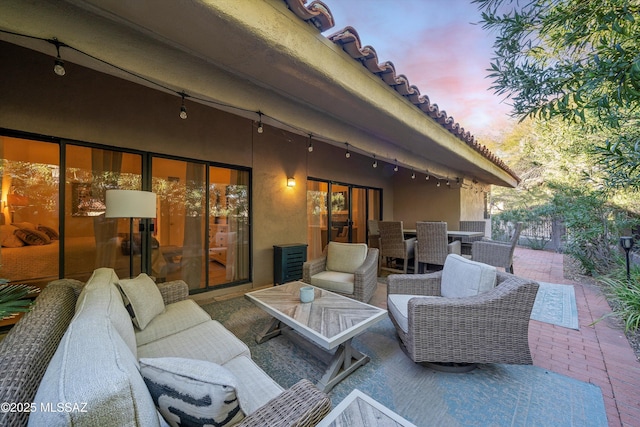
[
  {"x1": 378, "y1": 221, "x2": 415, "y2": 274},
  {"x1": 414, "y1": 222, "x2": 461, "y2": 270},
  {"x1": 156, "y1": 279, "x2": 189, "y2": 305},
  {"x1": 472, "y1": 222, "x2": 523, "y2": 273},
  {"x1": 387, "y1": 270, "x2": 539, "y2": 365},
  {"x1": 458, "y1": 221, "x2": 486, "y2": 255},
  {"x1": 0, "y1": 281, "x2": 79, "y2": 427},
  {"x1": 303, "y1": 246, "x2": 379, "y2": 303},
  {"x1": 237, "y1": 379, "x2": 331, "y2": 427}
]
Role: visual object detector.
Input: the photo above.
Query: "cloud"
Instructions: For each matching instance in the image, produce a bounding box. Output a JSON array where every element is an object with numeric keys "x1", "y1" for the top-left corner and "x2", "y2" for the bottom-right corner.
[{"x1": 323, "y1": 0, "x2": 512, "y2": 134}]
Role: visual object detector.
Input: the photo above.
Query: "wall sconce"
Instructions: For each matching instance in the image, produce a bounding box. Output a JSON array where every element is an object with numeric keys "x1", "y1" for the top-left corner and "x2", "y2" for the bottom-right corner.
[{"x1": 287, "y1": 177, "x2": 296, "y2": 187}]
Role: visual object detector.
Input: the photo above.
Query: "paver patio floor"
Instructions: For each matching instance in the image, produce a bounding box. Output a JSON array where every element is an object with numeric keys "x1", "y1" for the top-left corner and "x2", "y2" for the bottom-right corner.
[{"x1": 514, "y1": 247, "x2": 640, "y2": 426}]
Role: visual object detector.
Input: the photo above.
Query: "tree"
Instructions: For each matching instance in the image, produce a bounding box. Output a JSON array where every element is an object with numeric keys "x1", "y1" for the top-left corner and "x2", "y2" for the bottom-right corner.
[{"x1": 474, "y1": 0, "x2": 640, "y2": 188}]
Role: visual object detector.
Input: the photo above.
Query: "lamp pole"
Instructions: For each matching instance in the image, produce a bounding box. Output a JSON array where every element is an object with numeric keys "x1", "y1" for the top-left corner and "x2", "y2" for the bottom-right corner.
[{"x1": 620, "y1": 236, "x2": 634, "y2": 284}]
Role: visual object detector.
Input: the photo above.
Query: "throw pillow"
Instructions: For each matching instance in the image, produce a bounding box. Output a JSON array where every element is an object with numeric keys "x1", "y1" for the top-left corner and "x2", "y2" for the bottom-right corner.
[
  {"x1": 117, "y1": 273, "x2": 165, "y2": 330},
  {"x1": 140, "y1": 357, "x2": 245, "y2": 427},
  {"x1": 14, "y1": 228, "x2": 51, "y2": 246},
  {"x1": 0, "y1": 225, "x2": 24, "y2": 247},
  {"x1": 440, "y1": 254, "x2": 497, "y2": 298},
  {"x1": 12, "y1": 221, "x2": 36, "y2": 230},
  {"x1": 37, "y1": 224, "x2": 59, "y2": 240}
]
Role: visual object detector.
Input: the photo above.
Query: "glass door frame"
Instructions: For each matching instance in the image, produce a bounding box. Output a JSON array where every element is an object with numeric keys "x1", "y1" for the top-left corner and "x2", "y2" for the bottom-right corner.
[{"x1": 308, "y1": 177, "x2": 382, "y2": 245}]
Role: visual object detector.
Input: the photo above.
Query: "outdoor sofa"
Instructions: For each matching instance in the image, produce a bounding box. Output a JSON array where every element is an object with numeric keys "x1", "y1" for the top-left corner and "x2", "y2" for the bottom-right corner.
[{"x1": 0, "y1": 268, "x2": 330, "y2": 427}]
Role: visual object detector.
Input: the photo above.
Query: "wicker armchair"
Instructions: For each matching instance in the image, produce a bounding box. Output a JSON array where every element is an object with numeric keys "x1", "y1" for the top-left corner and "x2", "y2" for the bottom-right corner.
[
  {"x1": 414, "y1": 221, "x2": 461, "y2": 273},
  {"x1": 387, "y1": 256, "x2": 539, "y2": 367},
  {"x1": 472, "y1": 222, "x2": 523, "y2": 273},
  {"x1": 378, "y1": 221, "x2": 416, "y2": 274},
  {"x1": 303, "y1": 242, "x2": 379, "y2": 303}
]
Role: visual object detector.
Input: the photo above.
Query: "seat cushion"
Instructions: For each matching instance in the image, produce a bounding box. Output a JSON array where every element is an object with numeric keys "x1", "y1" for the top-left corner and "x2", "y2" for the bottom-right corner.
[
  {"x1": 221, "y1": 355, "x2": 284, "y2": 415},
  {"x1": 388, "y1": 294, "x2": 436, "y2": 334},
  {"x1": 441, "y1": 254, "x2": 497, "y2": 298},
  {"x1": 137, "y1": 320, "x2": 250, "y2": 365},
  {"x1": 140, "y1": 357, "x2": 245, "y2": 427},
  {"x1": 135, "y1": 299, "x2": 212, "y2": 347},
  {"x1": 118, "y1": 273, "x2": 166, "y2": 330},
  {"x1": 326, "y1": 242, "x2": 368, "y2": 273},
  {"x1": 310, "y1": 271, "x2": 354, "y2": 294}
]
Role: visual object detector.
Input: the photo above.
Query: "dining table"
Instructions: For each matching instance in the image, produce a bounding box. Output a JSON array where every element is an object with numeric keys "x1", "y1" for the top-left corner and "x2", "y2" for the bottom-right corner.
[{"x1": 402, "y1": 229, "x2": 484, "y2": 242}]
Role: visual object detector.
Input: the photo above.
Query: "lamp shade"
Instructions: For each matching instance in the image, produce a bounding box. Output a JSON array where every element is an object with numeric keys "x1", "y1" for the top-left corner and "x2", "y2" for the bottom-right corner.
[{"x1": 105, "y1": 190, "x2": 156, "y2": 218}]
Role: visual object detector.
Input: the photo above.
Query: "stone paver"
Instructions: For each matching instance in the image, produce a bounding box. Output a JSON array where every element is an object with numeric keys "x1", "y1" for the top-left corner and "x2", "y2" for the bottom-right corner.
[{"x1": 514, "y1": 247, "x2": 640, "y2": 427}]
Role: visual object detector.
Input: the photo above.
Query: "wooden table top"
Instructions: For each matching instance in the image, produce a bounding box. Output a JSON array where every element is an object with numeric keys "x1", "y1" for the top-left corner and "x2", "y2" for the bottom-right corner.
[{"x1": 245, "y1": 281, "x2": 387, "y2": 350}]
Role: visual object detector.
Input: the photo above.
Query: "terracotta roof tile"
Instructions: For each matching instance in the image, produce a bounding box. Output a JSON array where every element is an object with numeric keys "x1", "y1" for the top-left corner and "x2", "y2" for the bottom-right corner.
[{"x1": 284, "y1": 0, "x2": 519, "y2": 182}]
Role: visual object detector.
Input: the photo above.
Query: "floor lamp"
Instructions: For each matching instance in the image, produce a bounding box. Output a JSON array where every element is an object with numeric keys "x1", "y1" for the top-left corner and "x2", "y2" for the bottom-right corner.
[{"x1": 105, "y1": 190, "x2": 157, "y2": 278}]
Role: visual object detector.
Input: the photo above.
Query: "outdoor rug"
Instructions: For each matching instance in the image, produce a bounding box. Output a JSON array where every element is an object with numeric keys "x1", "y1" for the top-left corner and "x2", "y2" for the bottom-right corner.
[
  {"x1": 530, "y1": 282, "x2": 579, "y2": 330},
  {"x1": 201, "y1": 296, "x2": 607, "y2": 427}
]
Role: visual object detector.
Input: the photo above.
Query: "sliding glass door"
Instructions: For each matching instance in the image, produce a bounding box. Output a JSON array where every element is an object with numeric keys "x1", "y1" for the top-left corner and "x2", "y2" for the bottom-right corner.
[
  {"x1": 152, "y1": 157, "x2": 250, "y2": 292},
  {"x1": 307, "y1": 178, "x2": 381, "y2": 257},
  {"x1": 1, "y1": 132, "x2": 251, "y2": 293}
]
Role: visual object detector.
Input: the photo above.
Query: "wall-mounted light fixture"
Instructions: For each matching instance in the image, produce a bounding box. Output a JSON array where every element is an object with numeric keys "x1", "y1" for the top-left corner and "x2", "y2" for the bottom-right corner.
[
  {"x1": 393, "y1": 159, "x2": 399, "y2": 172},
  {"x1": 345, "y1": 143, "x2": 351, "y2": 158},
  {"x1": 307, "y1": 134, "x2": 313, "y2": 152},
  {"x1": 287, "y1": 177, "x2": 296, "y2": 187},
  {"x1": 372, "y1": 155, "x2": 378, "y2": 168}
]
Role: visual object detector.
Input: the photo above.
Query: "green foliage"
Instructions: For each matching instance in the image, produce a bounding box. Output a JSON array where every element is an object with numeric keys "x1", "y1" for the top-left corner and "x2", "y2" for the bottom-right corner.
[
  {"x1": 597, "y1": 262, "x2": 640, "y2": 332},
  {"x1": 550, "y1": 187, "x2": 626, "y2": 274},
  {"x1": 475, "y1": 0, "x2": 640, "y2": 189},
  {"x1": 0, "y1": 280, "x2": 39, "y2": 320}
]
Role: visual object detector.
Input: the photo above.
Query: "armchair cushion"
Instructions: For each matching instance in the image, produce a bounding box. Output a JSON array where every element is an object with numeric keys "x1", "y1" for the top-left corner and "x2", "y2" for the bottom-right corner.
[
  {"x1": 310, "y1": 271, "x2": 355, "y2": 294},
  {"x1": 387, "y1": 294, "x2": 434, "y2": 334},
  {"x1": 326, "y1": 241, "x2": 367, "y2": 273},
  {"x1": 440, "y1": 254, "x2": 497, "y2": 298}
]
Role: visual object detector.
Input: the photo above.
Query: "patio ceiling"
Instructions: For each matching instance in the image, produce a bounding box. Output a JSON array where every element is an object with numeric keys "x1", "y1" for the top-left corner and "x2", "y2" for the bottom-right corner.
[{"x1": 0, "y1": 0, "x2": 518, "y2": 187}]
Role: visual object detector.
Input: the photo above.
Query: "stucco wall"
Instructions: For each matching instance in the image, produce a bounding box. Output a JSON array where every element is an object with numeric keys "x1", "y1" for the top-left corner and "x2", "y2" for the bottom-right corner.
[
  {"x1": 392, "y1": 173, "x2": 462, "y2": 230},
  {"x1": 0, "y1": 41, "x2": 397, "y2": 290}
]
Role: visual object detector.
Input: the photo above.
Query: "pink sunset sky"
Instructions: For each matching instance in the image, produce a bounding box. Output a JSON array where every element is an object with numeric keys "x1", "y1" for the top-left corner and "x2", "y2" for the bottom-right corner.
[{"x1": 321, "y1": 0, "x2": 515, "y2": 139}]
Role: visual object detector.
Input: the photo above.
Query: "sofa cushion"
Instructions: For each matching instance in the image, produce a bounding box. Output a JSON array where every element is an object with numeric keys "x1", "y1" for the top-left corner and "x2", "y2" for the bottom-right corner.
[
  {"x1": 118, "y1": 273, "x2": 165, "y2": 330},
  {"x1": 137, "y1": 320, "x2": 251, "y2": 365},
  {"x1": 221, "y1": 355, "x2": 284, "y2": 415},
  {"x1": 76, "y1": 268, "x2": 137, "y2": 356},
  {"x1": 441, "y1": 254, "x2": 497, "y2": 298},
  {"x1": 310, "y1": 271, "x2": 354, "y2": 295},
  {"x1": 140, "y1": 357, "x2": 245, "y2": 427},
  {"x1": 325, "y1": 242, "x2": 368, "y2": 273},
  {"x1": 31, "y1": 274, "x2": 161, "y2": 427},
  {"x1": 136, "y1": 299, "x2": 212, "y2": 347}
]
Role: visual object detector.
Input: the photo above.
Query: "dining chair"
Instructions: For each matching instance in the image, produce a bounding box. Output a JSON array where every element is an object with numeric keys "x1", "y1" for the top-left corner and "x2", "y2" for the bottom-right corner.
[
  {"x1": 378, "y1": 221, "x2": 416, "y2": 274},
  {"x1": 367, "y1": 219, "x2": 380, "y2": 249},
  {"x1": 414, "y1": 221, "x2": 461, "y2": 273},
  {"x1": 472, "y1": 222, "x2": 523, "y2": 273},
  {"x1": 458, "y1": 220, "x2": 486, "y2": 255}
]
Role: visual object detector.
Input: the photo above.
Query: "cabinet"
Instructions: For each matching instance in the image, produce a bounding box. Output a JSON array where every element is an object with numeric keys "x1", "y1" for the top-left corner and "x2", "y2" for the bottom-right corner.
[{"x1": 273, "y1": 243, "x2": 308, "y2": 285}]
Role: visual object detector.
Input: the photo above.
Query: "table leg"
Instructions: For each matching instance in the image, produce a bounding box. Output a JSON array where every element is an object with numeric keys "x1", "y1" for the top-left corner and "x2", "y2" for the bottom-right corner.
[
  {"x1": 317, "y1": 338, "x2": 369, "y2": 392},
  {"x1": 255, "y1": 318, "x2": 282, "y2": 344}
]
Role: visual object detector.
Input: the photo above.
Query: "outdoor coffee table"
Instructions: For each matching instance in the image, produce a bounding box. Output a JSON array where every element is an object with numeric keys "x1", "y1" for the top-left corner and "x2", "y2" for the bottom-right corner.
[{"x1": 245, "y1": 281, "x2": 387, "y2": 392}]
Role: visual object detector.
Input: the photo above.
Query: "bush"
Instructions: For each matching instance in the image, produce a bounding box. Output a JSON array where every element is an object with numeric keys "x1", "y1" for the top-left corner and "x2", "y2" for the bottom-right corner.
[{"x1": 597, "y1": 261, "x2": 640, "y2": 332}]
